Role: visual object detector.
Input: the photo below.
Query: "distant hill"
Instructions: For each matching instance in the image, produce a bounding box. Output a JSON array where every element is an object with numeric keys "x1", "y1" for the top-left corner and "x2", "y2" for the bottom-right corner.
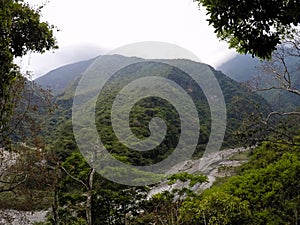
[
  {"x1": 35, "y1": 57, "x2": 95, "y2": 96},
  {"x1": 218, "y1": 54, "x2": 260, "y2": 82}
]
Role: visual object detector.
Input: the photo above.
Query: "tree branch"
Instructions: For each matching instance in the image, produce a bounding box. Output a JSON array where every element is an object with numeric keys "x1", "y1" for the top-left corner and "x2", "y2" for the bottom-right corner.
[
  {"x1": 255, "y1": 86, "x2": 300, "y2": 97},
  {"x1": 60, "y1": 165, "x2": 88, "y2": 190},
  {"x1": 0, "y1": 174, "x2": 27, "y2": 194},
  {"x1": 264, "y1": 111, "x2": 300, "y2": 124},
  {"x1": 286, "y1": 88, "x2": 300, "y2": 96}
]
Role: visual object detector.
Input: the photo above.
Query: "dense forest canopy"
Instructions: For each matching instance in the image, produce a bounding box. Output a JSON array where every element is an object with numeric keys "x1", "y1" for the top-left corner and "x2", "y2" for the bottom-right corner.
[{"x1": 196, "y1": 0, "x2": 300, "y2": 59}]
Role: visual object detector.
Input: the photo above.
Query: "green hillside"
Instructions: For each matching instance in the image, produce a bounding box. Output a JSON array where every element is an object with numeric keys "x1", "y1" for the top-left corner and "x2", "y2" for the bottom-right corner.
[
  {"x1": 35, "y1": 57, "x2": 95, "y2": 96},
  {"x1": 38, "y1": 55, "x2": 270, "y2": 163}
]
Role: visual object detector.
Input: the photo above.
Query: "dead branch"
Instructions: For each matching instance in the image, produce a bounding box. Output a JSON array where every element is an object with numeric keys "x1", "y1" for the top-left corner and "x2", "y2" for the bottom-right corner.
[
  {"x1": 264, "y1": 111, "x2": 300, "y2": 124},
  {"x1": 0, "y1": 175, "x2": 28, "y2": 194}
]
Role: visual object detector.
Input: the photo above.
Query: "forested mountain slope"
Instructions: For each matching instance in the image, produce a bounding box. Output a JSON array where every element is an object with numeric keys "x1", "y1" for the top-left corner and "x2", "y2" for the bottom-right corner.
[{"x1": 36, "y1": 55, "x2": 270, "y2": 162}]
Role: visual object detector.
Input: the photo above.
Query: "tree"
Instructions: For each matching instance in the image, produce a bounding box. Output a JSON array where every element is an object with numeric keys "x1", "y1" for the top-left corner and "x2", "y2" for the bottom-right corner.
[
  {"x1": 0, "y1": 75, "x2": 56, "y2": 207},
  {"x1": 237, "y1": 30, "x2": 300, "y2": 146},
  {"x1": 52, "y1": 151, "x2": 148, "y2": 225},
  {"x1": 59, "y1": 152, "x2": 95, "y2": 225},
  {"x1": 132, "y1": 191, "x2": 183, "y2": 225},
  {"x1": 196, "y1": 0, "x2": 300, "y2": 59},
  {"x1": 0, "y1": 79, "x2": 57, "y2": 223},
  {"x1": 0, "y1": 0, "x2": 57, "y2": 145},
  {"x1": 0, "y1": 143, "x2": 59, "y2": 225},
  {"x1": 252, "y1": 29, "x2": 300, "y2": 97},
  {"x1": 0, "y1": 1, "x2": 57, "y2": 223},
  {"x1": 180, "y1": 189, "x2": 251, "y2": 225}
]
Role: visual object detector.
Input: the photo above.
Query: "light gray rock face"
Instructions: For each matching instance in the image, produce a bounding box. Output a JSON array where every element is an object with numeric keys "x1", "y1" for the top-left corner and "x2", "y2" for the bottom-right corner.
[
  {"x1": 0, "y1": 210, "x2": 48, "y2": 225},
  {"x1": 148, "y1": 147, "x2": 249, "y2": 197}
]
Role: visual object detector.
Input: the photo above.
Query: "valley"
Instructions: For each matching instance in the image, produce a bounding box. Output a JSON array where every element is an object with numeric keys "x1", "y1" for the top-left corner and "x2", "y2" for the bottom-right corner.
[
  {"x1": 1, "y1": 54, "x2": 299, "y2": 225},
  {"x1": 1, "y1": 1, "x2": 300, "y2": 224}
]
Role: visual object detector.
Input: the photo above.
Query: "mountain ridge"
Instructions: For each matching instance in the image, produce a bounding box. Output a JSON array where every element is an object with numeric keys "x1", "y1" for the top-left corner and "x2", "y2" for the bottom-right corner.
[{"x1": 35, "y1": 57, "x2": 96, "y2": 96}]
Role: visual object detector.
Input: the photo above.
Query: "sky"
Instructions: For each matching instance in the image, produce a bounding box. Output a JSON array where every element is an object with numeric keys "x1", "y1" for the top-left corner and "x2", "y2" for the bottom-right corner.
[{"x1": 19, "y1": 0, "x2": 238, "y2": 79}]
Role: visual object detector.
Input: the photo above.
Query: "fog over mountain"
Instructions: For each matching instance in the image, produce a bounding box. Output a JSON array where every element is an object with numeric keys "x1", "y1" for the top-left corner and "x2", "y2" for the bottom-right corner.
[{"x1": 17, "y1": 43, "x2": 106, "y2": 79}]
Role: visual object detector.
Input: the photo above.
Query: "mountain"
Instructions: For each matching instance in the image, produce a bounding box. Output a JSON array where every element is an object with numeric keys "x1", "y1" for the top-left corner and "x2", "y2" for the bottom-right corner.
[
  {"x1": 35, "y1": 57, "x2": 95, "y2": 96},
  {"x1": 218, "y1": 54, "x2": 261, "y2": 82},
  {"x1": 36, "y1": 55, "x2": 270, "y2": 164}
]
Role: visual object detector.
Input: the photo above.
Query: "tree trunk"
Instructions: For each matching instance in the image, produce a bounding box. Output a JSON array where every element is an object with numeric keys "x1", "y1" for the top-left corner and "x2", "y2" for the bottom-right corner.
[
  {"x1": 86, "y1": 168, "x2": 95, "y2": 225},
  {"x1": 51, "y1": 187, "x2": 59, "y2": 225}
]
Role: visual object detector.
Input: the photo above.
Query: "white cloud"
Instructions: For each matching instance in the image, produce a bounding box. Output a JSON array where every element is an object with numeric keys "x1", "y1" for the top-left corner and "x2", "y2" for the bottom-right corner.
[
  {"x1": 16, "y1": 43, "x2": 105, "y2": 78},
  {"x1": 22, "y1": 0, "x2": 237, "y2": 78}
]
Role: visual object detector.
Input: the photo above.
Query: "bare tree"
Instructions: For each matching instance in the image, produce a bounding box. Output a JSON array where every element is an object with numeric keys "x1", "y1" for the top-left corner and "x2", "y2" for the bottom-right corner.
[
  {"x1": 241, "y1": 29, "x2": 300, "y2": 146},
  {"x1": 250, "y1": 29, "x2": 300, "y2": 98},
  {"x1": 0, "y1": 78, "x2": 58, "y2": 225},
  {"x1": 0, "y1": 148, "x2": 26, "y2": 194}
]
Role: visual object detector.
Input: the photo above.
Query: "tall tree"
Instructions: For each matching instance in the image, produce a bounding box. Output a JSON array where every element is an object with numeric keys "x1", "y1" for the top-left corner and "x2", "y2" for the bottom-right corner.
[
  {"x1": 0, "y1": 0, "x2": 57, "y2": 146},
  {"x1": 0, "y1": 2, "x2": 57, "y2": 223},
  {"x1": 196, "y1": 0, "x2": 300, "y2": 59}
]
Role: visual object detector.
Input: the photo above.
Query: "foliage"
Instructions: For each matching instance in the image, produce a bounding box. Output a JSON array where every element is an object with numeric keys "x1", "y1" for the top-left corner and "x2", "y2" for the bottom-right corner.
[
  {"x1": 232, "y1": 32, "x2": 300, "y2": 147},
  {"x1": 48, "y1": 151, "x2": 149, "y2": 225},
  {"x1": 35, "y1": 58, "x2": 95, "y2": 96},
  {"x1": 0, "y1": 2, "x2": 58, "y2": 223},
  {"x1": 0, "y1": 78, "x2": 57, "y2": 215},
  {"x1": 0, "y1": 143, "x2": 57, "y2": 211},
  {"x1": 179, "y1": 136, "x2": 300, "y2": 225},
  {"x1": 235, "y1": 104, "x2": 300, "y2": 147},
  {"x1": 196, "y1": 0, "x2": 300, "y2": 59},
  {"x1": 38, "y1": 56, "x2": 273, "y2": 223},
  {"x1": 45, "y1": 57, "x2": 270, "y2": 166},
  {"x1": 248, "y1": 29, "x2": 300, "y2": 110},
  {"x1": 131, "y1": 191, "x2": 182, "y2": 225},
  {"x1": 180, "y1": 189, "x2": 251, "y2": 225},
  {"x1": 168, "y1": 172, "x2": 207, "y2": 189},
  {"x1": 0, "y1": 0, "x2": 57, "y2": 145},
  {"x1": 219, "y1": 52, "x2": 300, "y2": 111},
  {"x1": 37, "y1": 55, "x2": 292, "y2": 225},
  {"x1": 131, "y1": 172, "x2": 208, "y2": 225},
  {"x1": 130, "y1": 137, "x2": 300, "y2": 224}
]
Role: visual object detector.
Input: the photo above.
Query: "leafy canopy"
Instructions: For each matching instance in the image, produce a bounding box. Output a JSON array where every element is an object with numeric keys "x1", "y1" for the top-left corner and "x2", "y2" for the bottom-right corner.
[{"x1": 196, "y1": 0, "x2": 300, "y2": 59}]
